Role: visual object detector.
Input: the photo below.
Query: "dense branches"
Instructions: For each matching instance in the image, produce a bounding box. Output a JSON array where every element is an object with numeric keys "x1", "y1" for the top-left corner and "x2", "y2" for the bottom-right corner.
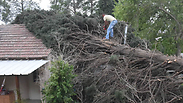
[
  {"x1": 12, "y1": 10, "x2": 183, "y2": 103},
  {"x1": 60, "y1": 31, "x2": 183, "y2": 103}
]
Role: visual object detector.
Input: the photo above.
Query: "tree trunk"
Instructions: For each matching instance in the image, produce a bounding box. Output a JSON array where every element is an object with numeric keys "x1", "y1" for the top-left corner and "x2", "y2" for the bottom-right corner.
[
  {"x1": 113, "y1": 44, "x2": 183, "y2": 66},
  {"x1": 90, "y1": 0, "x2": 93, "y2": 15},
  {"x1": 21, "y1": 0, "x2": 24, "y2": 12},
  {"x1": 176, "y1": 42, "x2": 181, "y2": 56},
  {"x1": 66, "y1": 32, "x2": 183, "y2": 66},
  {"x1": 73, "y1": 0, "x2": 76, "y2": 14}
]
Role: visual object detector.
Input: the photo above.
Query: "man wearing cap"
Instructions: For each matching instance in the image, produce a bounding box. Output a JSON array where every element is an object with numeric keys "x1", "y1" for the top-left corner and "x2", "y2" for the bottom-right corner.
[{"x1": 102, "y1": 14, "x2": 118, "y2": 40}]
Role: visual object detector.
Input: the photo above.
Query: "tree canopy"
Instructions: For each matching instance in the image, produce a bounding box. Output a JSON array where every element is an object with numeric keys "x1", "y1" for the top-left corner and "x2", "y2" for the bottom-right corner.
[
  {"x1": 12, "y1": 9, "x2": 146, "y2": 53},
  {"x1": 98, "y1": 0, "x2": 116, "y2": 15},
  {"x1": 113, "y1": 0, "x2": 183, "y2": 56},
  {"x1": 0, "y1": 0, "x2": 40, "y2": 23},
  {"x1": 50, "y1": 0, "x2": 98, "y2": 15}
]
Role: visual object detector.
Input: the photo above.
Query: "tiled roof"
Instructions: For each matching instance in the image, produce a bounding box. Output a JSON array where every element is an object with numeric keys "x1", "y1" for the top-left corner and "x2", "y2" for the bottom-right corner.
[{"x1": 0, "y1": 24, "x2": 51, "y2": 59}]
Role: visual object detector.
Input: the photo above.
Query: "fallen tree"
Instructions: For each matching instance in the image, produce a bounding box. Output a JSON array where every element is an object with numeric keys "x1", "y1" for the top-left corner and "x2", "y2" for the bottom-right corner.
[
  {"x1": 13, "y1": 10, "x2": 183, "y2": 103},
  {"x1": 59, "y1": 32, "x2": 183, "y2": 103}
]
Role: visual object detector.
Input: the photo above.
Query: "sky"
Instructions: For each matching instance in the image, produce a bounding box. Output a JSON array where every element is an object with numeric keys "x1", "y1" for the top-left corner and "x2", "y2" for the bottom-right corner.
[{"x1": 33, "y1": 0, "x2": 51, "y2": 10}]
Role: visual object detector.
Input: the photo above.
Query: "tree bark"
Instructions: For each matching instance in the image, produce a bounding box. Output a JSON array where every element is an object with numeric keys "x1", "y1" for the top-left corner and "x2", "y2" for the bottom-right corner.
[
  {"x1": 66, "y1": 32, "x2": 183, "y2": 66},
  {"x1": 21, "y1": 0, "x2": 24, "y2": 12},
  {"x1": 111, "y1": 44, "x2": 183, "y2": 66},
  {"x1": 176, "y1": 42, "x2": 181, "y2": 56}
]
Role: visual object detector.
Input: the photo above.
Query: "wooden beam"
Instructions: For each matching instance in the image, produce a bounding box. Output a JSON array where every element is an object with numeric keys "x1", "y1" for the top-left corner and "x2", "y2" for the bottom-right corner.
[{"x1": 15, "y1": 76, "x2": 21, "y2": 103}]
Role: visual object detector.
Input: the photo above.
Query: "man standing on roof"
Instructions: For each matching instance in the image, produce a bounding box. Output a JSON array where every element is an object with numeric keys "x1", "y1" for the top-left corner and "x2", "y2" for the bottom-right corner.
[{"x1": 102, "y1": 14, "x2": 118, "y2": 40}]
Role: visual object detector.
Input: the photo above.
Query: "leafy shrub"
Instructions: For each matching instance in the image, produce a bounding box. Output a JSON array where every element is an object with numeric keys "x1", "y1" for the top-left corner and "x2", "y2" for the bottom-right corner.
[{"x1": 43, "y1": 60, "x2": 76, "y2": 103}]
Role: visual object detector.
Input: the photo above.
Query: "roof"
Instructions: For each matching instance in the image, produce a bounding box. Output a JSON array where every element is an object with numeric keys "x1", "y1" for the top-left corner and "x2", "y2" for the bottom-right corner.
[
  {"x1": 0, "y1": 24, "x2": 51, "y2": 59},
  {"x1": 0, "y1": 60, "x2": 48, "y2": 75}
]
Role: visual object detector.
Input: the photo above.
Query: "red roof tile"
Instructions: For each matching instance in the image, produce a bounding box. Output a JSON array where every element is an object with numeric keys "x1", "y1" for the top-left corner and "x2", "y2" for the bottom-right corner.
[{"x1": 0, "y1": 24, "x2": 51, "y2": 59}]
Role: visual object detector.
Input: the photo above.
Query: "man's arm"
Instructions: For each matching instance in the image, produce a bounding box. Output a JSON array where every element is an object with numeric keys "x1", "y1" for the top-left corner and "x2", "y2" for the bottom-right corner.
[{"x1": 104, "y1": 20, "x2": 109, "y2": 29}]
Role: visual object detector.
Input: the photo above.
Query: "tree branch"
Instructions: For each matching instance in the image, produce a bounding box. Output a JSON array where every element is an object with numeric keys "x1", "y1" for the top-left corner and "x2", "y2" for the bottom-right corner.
[{"x1": 159, "y1": 7, "x2": 182, "y2": 37}]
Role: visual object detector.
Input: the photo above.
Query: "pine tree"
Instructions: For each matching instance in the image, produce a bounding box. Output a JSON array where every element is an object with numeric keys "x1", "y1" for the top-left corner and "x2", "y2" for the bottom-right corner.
[
  {"x1": 0, "y1": 0, "x2": 40, "y2": 23},
  {"x1": 98, "y1": 0, "x2": 116, "y2": 15},
  {"x1": 0, "y1": 0, "x2": 11, "y2": 23}
]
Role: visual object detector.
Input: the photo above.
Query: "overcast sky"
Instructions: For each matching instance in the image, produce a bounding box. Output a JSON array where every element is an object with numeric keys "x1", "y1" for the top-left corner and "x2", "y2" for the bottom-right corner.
[{"x1": 33, "y1": 0, "x2": 51, "y2": 10}]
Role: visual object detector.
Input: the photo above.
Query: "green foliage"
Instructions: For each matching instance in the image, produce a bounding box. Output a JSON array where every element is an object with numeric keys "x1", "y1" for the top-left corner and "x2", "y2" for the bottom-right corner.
[
  {"x1": 0, "y1": 0, "x2": 40, "y2": 23},
  {"x1": 155, "y1": 37, "x2": 177, "y2": 55},
  {"x1": 98, "y1": 0, "x2": 116, "y2": 15},
  {"x1": 50, "y1": 0, "x2": 98, "y2": 16},
  {"x1": 12, "y1": 10, "x2": 99, "y2": 53},
  {"x1": 85, "y1": 85, "x2": 96, "y2": 102},
  {"x1": 114, "y1": 90, "x2": 126, "y2": 103},
  {"x1": 82, "y1": 0, "x2": 98, "y2": 15},
  {"x1": 12, "y1": 9, "x2": 147, "y2": 53},
  {"x1": 43, "y1": 60, "x2": 76, "y2": 103},
  {"x1": 0, "y1": 0, "x2": 11, "y2": 23},
  {"x1": 50, "y1": 0, "x2": 71, "y2": 13},
  {"x1": 113, "y1": 0, "x2": 183, "y2": 56},
  {"x1": 109, "y1": 55, "x2": 119, "y2": 64},
  {"x1": 114, "y1": 21, "x2": 150, "y2": 49}
]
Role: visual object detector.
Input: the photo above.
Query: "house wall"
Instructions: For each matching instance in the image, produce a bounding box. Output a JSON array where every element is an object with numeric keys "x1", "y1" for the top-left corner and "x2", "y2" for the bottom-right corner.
[
  {"x1": 28, "y1": 73, "x2": 40, "y2": 100},
  {"x1": 19, "y1": 76, "x2": 29, "y2": 99},
  {"x1": 38, "y1": 62, "x2": 51, "y2": 100},
  {"x1": 0, "y1": 74, "x2": 41, "y2": 100},
  {"x1": 0, "y1": 62, "x2": 51, "y2": 102}
]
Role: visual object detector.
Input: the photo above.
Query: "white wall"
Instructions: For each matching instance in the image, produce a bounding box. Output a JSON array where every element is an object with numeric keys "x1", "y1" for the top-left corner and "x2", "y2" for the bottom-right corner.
[
  {"x1": 0, "y1": 74, "x2": 41, "y2": 100},
  {"x1": 28, "y1": 73, "x2": 41, "y2": 100},
  {"x1": 19, "y1": 76, "x2": 30, "y2": 99}
]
